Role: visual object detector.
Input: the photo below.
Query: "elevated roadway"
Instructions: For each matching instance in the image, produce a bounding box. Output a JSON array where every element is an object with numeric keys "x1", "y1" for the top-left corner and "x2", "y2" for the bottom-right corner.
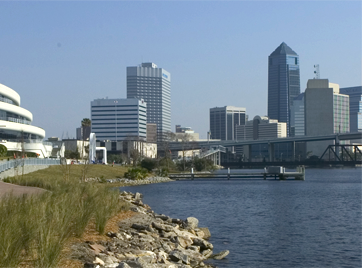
[{"x1": 168, "y1": 132, "x2": 362, "y2": 151}]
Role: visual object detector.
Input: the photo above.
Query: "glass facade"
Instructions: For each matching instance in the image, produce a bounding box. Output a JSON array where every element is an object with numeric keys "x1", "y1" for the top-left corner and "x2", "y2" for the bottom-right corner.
[
  {"x1": 333, "y1": 94, "x2": 349, "y2": 133},
  {"x1": 340, "y1": 86, "x2": 362, "y2": 132},
  {"x1": 268, "y1": 42, "x2": 300, "y2": 136},
  {"x1": 209, "y1": 106, "x2": 246, "y2": 141}
]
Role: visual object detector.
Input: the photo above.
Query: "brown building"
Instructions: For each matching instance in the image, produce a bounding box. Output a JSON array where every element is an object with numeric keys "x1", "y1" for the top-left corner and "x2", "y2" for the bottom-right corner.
[{"x1": 147, "y1": 123, "x2": 157, "y2": 143}]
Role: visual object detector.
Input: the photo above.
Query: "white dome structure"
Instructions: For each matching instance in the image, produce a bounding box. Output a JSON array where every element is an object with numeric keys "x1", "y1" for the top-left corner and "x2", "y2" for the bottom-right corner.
[{"x1": 0, "y1": 84, "x2": 51, "y2": 158}]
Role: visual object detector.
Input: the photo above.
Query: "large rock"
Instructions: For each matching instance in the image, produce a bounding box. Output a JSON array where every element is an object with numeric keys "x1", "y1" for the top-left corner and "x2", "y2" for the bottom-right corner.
[
  {"x1": 211, "y1": 249, "x2": 230, "y2": 260},
  {"x1": 118, "y1": 263, "x2": 132, "y2": 268},
  {"x1": 192, "y1": 238, "x2": 213, "y2": 250},
  {"x1": 201, "y1": 249, "x2": 213, "y2": 258},
  {"x1": 175, "y1": 236, "x2": 193, "y2": 249},
  {"x1": 185, "y1": 217, "x2": 199, "y2": 229},
  {"x1": 169, "y1": 250, "x2": 190, "y2": 265},
  {"x1": 198, "y1": 228, "x2": 211, "y2": 240},
  {"x1": 152, "y1": 221, "x2": 174, "y2": 232},
  {"x1": 134, "y1": 192, "x2": 143, "y2": 200}
]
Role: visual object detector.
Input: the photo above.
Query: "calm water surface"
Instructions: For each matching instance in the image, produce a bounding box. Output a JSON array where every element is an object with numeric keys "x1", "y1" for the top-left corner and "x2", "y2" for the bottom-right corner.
[{"x1": 122, "y1": 168, "x2": 361, "y2": 268}]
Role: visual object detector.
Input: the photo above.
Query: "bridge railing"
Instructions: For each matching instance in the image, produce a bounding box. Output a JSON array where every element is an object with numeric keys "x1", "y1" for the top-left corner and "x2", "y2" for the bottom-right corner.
[
  {"x1": 0, "y1": 158, "x2": 60, "y2": 174},
  {"x1": 200, "y1": 145, "x2": 227, "y2": 158}
]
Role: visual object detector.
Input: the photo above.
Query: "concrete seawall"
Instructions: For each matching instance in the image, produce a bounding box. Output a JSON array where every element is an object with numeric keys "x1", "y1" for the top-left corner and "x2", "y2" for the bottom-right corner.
[{"x1": 0, "y1": 165, "x2": 50, "y2": 180}]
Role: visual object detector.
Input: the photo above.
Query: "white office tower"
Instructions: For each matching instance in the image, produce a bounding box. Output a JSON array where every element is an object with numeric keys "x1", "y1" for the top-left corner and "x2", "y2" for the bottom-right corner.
[
  {"x1": 91, "y1": 98, "x2": 147, "y2": 141},
  {"x1": 235, "y1": 116, "x2": 287, "y2": 140},
  {"x1": 127, "y1": 63, "x2": 171, "y2": 142},
  {"x1": 305, "y1": 79, "x2": 349, "y2": 156}
]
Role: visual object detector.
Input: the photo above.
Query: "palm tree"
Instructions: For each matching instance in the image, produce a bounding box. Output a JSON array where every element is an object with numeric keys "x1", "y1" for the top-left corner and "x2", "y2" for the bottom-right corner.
[{"x1": 81, "y1": 118, "x2": 91, "y2": 127}]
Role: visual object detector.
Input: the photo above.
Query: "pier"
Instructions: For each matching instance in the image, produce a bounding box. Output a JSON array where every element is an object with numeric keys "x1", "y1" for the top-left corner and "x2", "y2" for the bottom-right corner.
[{"x1": 169, "y1": 166, "x2": 305, "y2": 181}]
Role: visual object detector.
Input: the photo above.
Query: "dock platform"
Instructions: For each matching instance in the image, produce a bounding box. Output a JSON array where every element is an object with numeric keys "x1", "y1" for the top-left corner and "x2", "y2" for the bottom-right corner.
[{"x1": 169, "y1": 166, "x2": 305, "y2": 181}]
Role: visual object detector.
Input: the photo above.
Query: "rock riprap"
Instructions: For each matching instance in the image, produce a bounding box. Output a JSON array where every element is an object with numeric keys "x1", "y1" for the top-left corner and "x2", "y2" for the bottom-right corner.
[{"x1": 75, "y1": 191, "x2": 229, "y2": 268}]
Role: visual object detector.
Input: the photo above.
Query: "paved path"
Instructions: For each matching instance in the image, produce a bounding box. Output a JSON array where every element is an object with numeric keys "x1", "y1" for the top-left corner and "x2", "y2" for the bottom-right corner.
[{"x1": 0, "y1": 181, "x2": 47, "y2": 198}]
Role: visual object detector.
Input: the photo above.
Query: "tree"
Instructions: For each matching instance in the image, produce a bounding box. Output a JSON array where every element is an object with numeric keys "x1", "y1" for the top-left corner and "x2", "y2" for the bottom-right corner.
[
  {"x1": 160, "y1": 131, "x2": 176, "y2": 164},
  {"x1": 130, "y1": 149, "x2": 140, "y2": 166},
  {"x1": 81, "y1": 118, "x2": 91, "y2": 127},
  {"x1": 0, "y1": 144, "x2": 7, "y2": 157},
  {"x1": 108, "y1": 154, "x2": 124, "y2": 164},
  {"x1": 141, "y1": 158, "x2": 157, "y2": 172},
  {"x1": 64, "y1": 150, "x2": 80, "y2": 159},
  {"x1": 178, "y1": 133, "x2": 192, "y2": 171}
]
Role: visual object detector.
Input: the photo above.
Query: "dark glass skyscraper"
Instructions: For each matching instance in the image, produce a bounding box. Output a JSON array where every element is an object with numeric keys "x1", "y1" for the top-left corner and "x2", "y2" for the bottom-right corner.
[{"x1": 268, "y1": 42, "x2": 300, "y2": 136}]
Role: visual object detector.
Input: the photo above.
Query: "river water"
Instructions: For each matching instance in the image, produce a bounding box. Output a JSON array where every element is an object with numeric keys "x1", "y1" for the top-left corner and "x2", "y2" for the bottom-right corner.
[{"x1": 121, "y1": 168, "x2": 361, "y2": 268}]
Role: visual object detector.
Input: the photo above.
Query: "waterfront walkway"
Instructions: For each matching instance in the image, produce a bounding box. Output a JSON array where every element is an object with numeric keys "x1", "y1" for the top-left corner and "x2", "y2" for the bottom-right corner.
[{"x1": 0, "y1": 181, "x2": 47, "y2": 198}]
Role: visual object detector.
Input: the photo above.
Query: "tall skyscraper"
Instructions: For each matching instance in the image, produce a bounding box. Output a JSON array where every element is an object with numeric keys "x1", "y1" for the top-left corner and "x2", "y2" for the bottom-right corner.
[
  {"x1": 127, "y1": 63, "x2": 171, "y2": 141},
  {"x1": 209, "y1": 106, "x2": 246, "y2": 140},
  {"x1": 268, "y1": 42, "x2": 300, "y2": 135}
]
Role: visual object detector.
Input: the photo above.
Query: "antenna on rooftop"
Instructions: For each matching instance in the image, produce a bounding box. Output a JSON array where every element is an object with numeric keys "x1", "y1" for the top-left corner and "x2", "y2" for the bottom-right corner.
[{"x1": 314, "y1": 64, "x2": 320, "y2": 79}]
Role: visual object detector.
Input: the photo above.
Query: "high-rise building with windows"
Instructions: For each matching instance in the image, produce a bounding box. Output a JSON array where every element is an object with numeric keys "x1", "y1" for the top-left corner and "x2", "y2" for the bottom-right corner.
[
  {"x1": 127, "y1": 63, "x2": 171, "y2": 141},
  {"x1": 91, "y1": 98, "x2": 147, "y2": 141},
  {"x1": 209, "y1": 106, "x2": 246, "y2": 140},
  {"x1": 290, "y1": 93, "x2": 305, "y2": 136},
  {"x1": 305, "y1": 79, "x2": 349, "y2": 156},
  {"x1": 268, "y1": 42, "x2": 300, "y2": 135},
  {"x1": 340, "y1": 86, "x2": 362, "y2": 132}
]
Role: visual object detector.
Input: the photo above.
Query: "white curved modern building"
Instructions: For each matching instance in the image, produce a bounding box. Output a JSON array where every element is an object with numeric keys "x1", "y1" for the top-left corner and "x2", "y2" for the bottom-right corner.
[{"x1": 0, "y1": 84, "x2": 52, "y2": 158}]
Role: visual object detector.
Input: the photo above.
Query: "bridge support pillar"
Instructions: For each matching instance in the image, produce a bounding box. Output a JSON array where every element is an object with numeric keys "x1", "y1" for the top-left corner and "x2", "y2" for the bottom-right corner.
[
  {"x1": 268, "y1": 143, "x2": 274, "y2": 162},
  {"x1": 292, "y1": 141, "x2": 296, "y2": 161},
  {"x1": 335, "y1": 135, "x2": 340, "y2": 158}
]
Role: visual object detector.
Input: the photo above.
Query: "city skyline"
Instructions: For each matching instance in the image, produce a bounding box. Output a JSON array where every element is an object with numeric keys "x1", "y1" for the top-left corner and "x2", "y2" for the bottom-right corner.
[{"x1": 0, "y1": 1, "x2": 360, "y2": 139}]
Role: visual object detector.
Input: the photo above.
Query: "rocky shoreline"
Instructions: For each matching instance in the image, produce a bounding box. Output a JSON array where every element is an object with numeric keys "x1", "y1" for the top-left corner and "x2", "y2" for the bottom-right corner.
[
  {"x1": 74, "y1": 191, "x2": 229, "y2": 268},
  {"x1": 85, "y1": 176, "x2": 174, "y2": 186}
]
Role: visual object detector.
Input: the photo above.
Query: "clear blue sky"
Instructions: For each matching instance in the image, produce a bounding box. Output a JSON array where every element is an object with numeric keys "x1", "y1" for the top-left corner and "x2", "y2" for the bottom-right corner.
[{"x1": 0, "y1": 1, "x2": 360, "y2": 139}]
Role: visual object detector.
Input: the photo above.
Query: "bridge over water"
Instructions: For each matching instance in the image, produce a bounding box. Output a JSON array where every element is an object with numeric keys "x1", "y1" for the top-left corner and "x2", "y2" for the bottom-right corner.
[{"x1": 168, "y1": 132, "x2": 362, "y2": 165}]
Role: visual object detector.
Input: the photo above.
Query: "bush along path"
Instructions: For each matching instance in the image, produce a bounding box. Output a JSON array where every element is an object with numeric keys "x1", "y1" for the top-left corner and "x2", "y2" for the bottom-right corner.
[{"x1": 73, "y1": 191, "x2": 229, "y2": 268}]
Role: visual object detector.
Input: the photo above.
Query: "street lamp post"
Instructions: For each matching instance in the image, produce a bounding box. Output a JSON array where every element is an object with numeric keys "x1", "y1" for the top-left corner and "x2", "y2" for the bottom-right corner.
[{"x1": 281, "y1": 152, "x2": 283, "y2": 162}]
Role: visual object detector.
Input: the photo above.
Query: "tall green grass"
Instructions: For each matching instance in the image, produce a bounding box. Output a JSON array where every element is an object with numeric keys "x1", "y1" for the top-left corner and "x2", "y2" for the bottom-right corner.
[{"x1": 0, "y1": 173, "x2": 129, "y2": 268}]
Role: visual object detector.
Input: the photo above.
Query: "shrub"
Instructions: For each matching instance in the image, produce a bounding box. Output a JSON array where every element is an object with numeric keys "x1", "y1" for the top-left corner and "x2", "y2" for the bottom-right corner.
[
  {"x1": 155, "y1": 168, "x2": 169, "y2": 177},
  {"x1": 140, "y1": 158, "x2": 157, "y2": 172},
  {"x1": 124, "y1": 167, "x2": 148, "y2": 180},
  {"x1": 0, "y1": 144, "x2": 7, "y2": 157}
]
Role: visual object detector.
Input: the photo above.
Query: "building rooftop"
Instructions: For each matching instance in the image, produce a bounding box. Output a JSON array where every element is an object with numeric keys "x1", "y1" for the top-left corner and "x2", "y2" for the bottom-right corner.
[{"x1": 270, "y1": 42, "x2": 298, "y2": 56}]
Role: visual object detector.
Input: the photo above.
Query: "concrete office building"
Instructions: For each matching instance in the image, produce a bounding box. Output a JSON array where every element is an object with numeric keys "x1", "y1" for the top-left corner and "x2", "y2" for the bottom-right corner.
[
  {"x1": 340, "y1": 86, "x2": 362, "y2": 132},
  {"x1": 268, "y1": 42, "x2": 300, "y2": 135},
  {"x1": 127, "y1": 63, "x2": 171, "y2": 141},
  {"x1": 146, "y1": 123, "x2": 157, "y2": 143},
  {"x1": 76, "y1": 125, "x2": 91, "y2": 141},
  {"x1": 235, "y1": 116, "x2": 290, "y2": 161},
  {"x1": 91, "y1": 98, "x2": 147, "y2": 141},
  {"x1": 290, "y1": 93, "x2": 305, "y2": 136},
  {"x1": 96, "y1": 140, "x2": 157, "y2": 160},
  {"x1": 235, "y1": 116, "x2": 287, "y2": 141},
  {"x1": 175, "y1": 125, "x2": 193, "y2": 133},
  {"x1": 209, "y1": 106, "x2": 246, "y2": 141},
  {"x1": 305, "y1": 79, "x2": 349, "y2": 157}
]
